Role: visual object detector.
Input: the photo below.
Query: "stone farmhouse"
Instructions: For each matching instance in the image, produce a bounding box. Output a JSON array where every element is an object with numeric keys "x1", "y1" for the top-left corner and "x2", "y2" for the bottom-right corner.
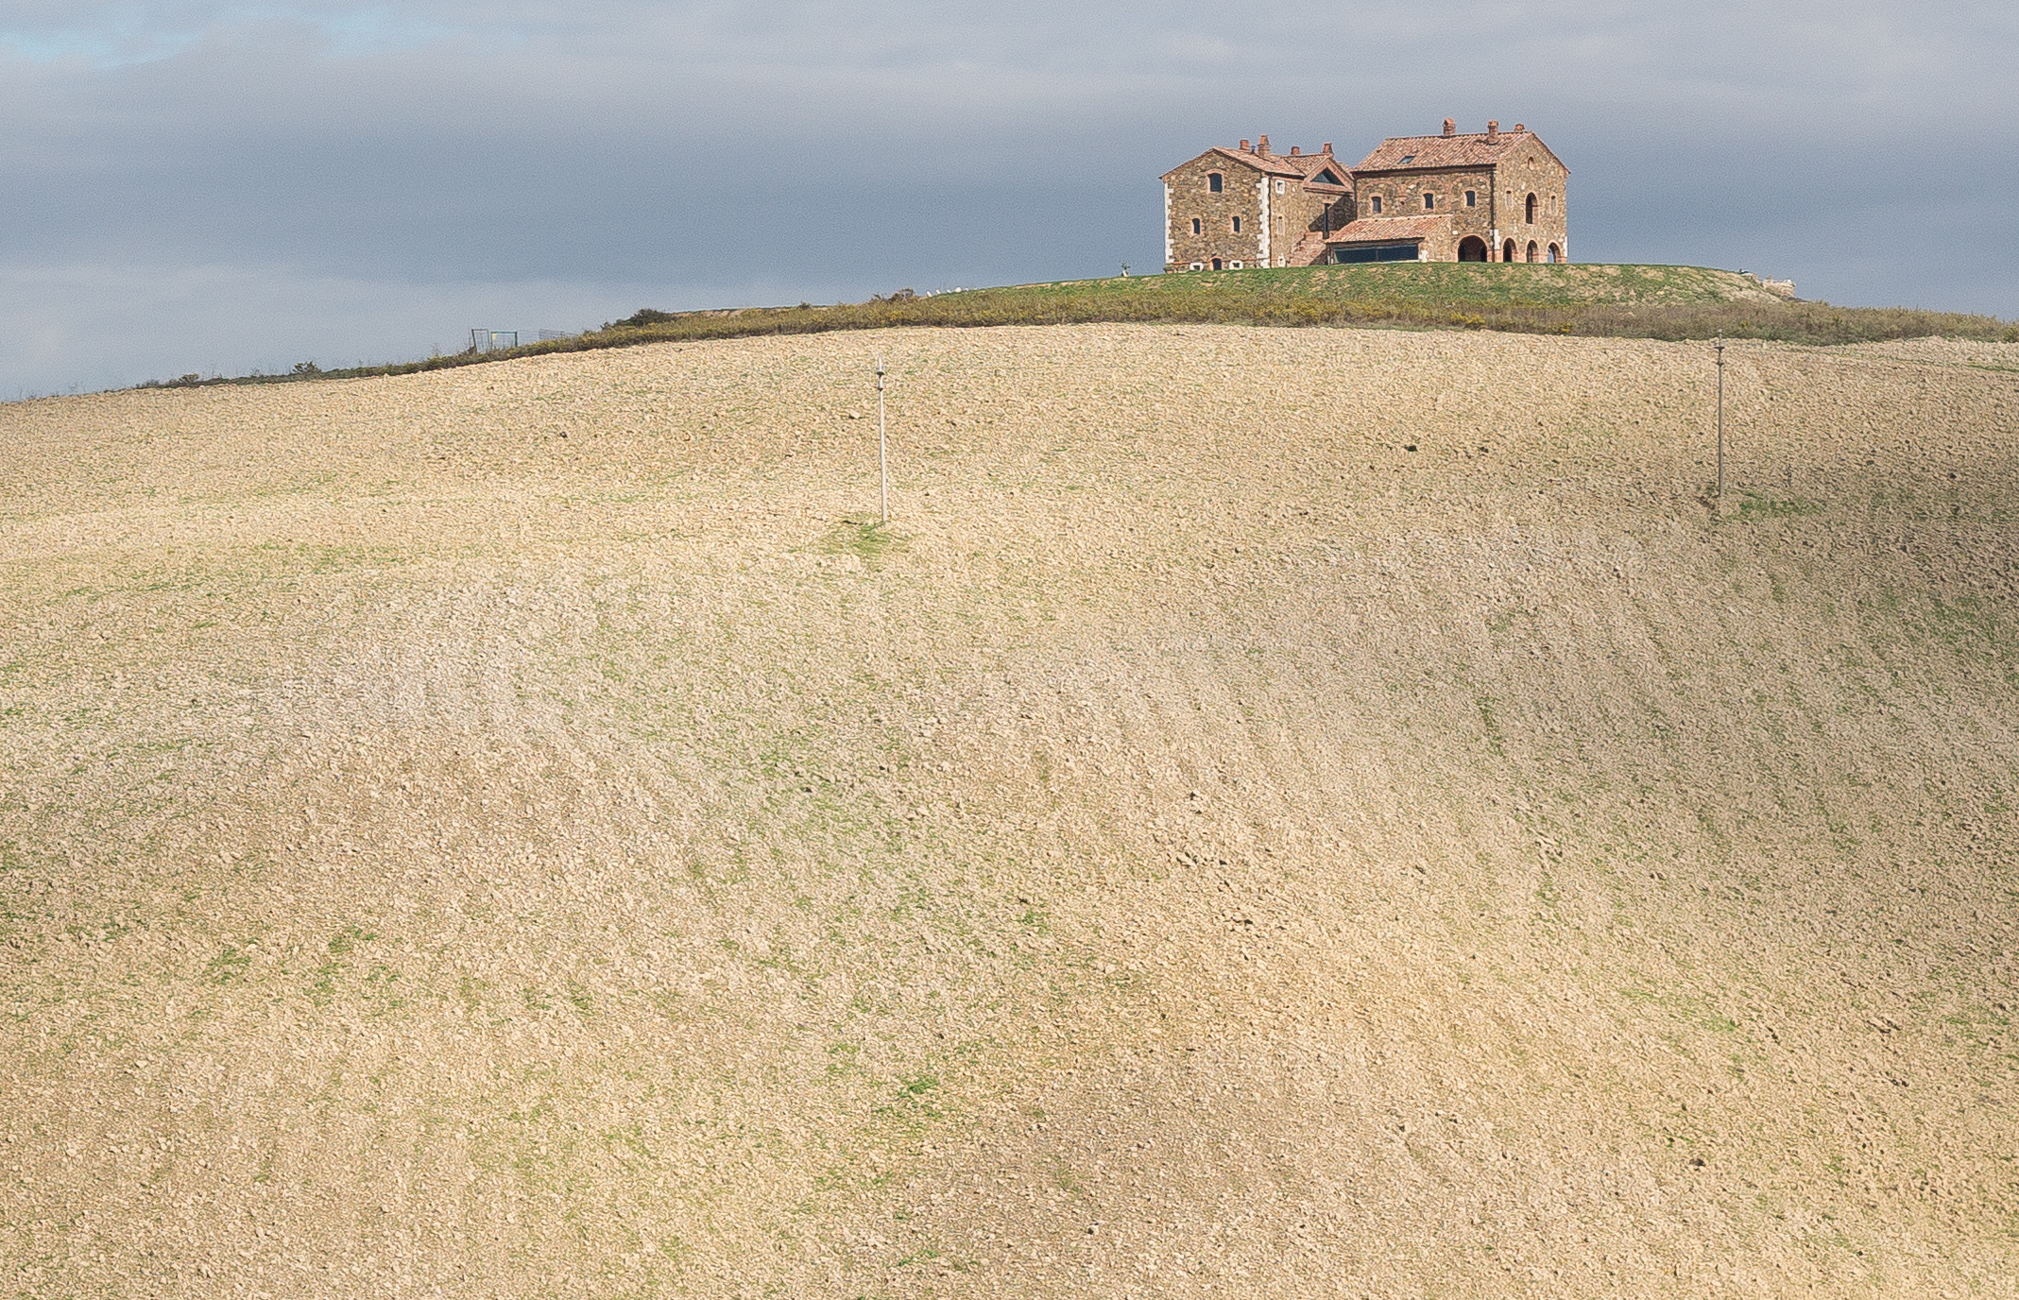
[{"x1": 1162, "y1": 119, "x2": 1568, "y2": 270}]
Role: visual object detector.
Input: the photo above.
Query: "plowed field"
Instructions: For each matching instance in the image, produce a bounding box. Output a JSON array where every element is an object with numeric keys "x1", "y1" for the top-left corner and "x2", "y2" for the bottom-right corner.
[{"x1": 3, "y1": 325, "x2": 2016, "y2": 1297}]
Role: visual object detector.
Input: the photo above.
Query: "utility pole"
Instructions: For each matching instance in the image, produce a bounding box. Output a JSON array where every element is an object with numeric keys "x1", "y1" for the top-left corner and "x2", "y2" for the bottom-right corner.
[
  {"x1": 876, "y1": 355, "x2": 889, "y2": 524},
  {"x1": 1714, "y1": 338, "x2": 1726, "y2": 501}
]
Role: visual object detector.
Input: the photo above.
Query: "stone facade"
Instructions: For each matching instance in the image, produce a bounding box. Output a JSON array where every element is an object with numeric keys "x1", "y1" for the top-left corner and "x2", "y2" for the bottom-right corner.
[
  {"x1": 1162, "y1": 120, "x2": 1568, "y2": 270},
  {"x1": 1161, "y1": 136, "x2": 1353, "y2": 272}
]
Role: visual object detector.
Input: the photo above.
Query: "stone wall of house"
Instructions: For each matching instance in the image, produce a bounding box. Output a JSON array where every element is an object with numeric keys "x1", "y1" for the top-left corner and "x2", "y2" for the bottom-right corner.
[
  {"x1": 1492, "y1": 140, "x2": 1569, "y2": 262},
  {"x1": 1164, "y1": 153, "x2": 1268, "y2": 271},
  {"x1": 1349, "y1": 167, "x2": 1495, "y2": 260},
  {"x1": 1277, "y1": 183, "x2": 1354, "y2": 265}
]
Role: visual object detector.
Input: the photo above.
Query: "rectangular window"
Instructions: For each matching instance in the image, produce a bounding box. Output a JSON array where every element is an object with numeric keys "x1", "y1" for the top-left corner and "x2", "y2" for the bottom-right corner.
[
  {"x1": 1334, "y1": 243, "x2": 1419, "y2": 264},
  {"x1": 1465, "y1": 190, "x2": 1476, "y2": 207},
  {"x1": 1275, "y1": 179, "x2": 1285, "y2": 194},
  {"x1": 1424, "y1": 193, "x2": 1435, "y2": 210},
  {"x1": 1208, "y1": 173, "x2": 1223, "y2": 193},
  {"x1": 1370, "y1": 196, "x2": 1383, "y2": 214},
  {"x1": 1232, "y1": 216, "x2": 1241, "y2": 233},
  {"x1": 1192, "y1": 217, "x2": 1201, "y2": 234}
]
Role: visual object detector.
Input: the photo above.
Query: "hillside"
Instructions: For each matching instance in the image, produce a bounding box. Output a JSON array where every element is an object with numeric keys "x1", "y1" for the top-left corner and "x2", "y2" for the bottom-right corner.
[
  {"x1": 143, "y1": 265, "x2": 2018, "y2": 394},
  {"x1": 5, "y1": 325, "x2": 2018, "y2": 1297}
]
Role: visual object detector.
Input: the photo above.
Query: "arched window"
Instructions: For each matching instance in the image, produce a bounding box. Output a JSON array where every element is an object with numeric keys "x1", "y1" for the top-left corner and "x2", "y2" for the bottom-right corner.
[
  {"x1": 1192, "y1": 217, "x2": 1201, "y2": 235},
  {"x1": 1526, "y1": 192, "x2": 1537, "y2": 222},
  {"x1": 1547, "y1": 244, "x2": 1562, "y2": 263},
  {"x1": 1231, "y1": 215, "x2": 1242, "y2": 233},
  {"x1": 1503, "y1": 239, "x2": 1517, "y2": 262},
  {"x1": 1208, "y1": 172, "x2": 1223, "y2": 193},
  {"x1": 1527, "y1": 241, "x2": 1539, "y2": 262}
]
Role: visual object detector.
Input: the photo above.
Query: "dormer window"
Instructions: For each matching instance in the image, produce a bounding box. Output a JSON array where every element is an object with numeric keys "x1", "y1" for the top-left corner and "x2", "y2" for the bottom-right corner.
[{"x1": 1208, "y1": 172, "x2": 1223, "y2": 193}]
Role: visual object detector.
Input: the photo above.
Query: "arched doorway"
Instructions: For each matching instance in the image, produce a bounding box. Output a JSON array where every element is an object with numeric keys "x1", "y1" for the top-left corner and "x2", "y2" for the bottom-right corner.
[
  {"x1": 1503, "y1": 239, "x2": 1517, "y2": 263},
  {"x1": 1526, "y1": 241, "x2": 1539, "y2": 263},
  {"x1": 1547, "y1": 244, "x2": 1561, "y2": 263},
  {"x1": 1457, "y1": 236, "x2": 1488, "y2": 262},
  {"x1": 1211, "y1": 257, "x2": 1223, "y2": 270}
]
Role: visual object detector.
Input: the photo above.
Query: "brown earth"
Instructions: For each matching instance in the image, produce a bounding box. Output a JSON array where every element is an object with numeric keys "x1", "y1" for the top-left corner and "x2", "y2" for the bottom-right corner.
[{"x1": 1, "y1": 324, "x2": 2016, "y2": 1298}]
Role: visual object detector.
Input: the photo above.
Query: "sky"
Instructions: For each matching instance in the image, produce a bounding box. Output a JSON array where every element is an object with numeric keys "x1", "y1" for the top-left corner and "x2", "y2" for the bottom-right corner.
[{"x1": 3, "y1": 1, "x2": 2016, "y2": 396}]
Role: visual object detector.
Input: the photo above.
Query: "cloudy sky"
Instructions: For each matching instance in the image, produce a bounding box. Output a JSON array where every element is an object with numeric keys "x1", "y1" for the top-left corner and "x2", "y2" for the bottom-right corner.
[{"x1": 4, "y1": 1, "x2": 2016, "y2": 396}]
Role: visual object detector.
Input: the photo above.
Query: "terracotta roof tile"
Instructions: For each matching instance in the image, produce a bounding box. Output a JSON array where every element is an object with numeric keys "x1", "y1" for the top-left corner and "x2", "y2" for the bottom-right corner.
[
  {"x1": 1323, "y1": 215, "x2": 1448, "y2": 244},
  {"x1": 1354, "y1": 130, "x2": 1563, "y2": 173}
]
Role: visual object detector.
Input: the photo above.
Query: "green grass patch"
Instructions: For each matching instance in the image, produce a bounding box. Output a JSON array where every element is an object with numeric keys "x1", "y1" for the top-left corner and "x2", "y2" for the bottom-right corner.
[
  {"x1": 129, "y1": 264, "x2": 2016, "y2": 393},
  {"x1": 1726, "y1": 491, "x2": 1828, "y2": 523},
  {"x1": 822, "y1": 517, "x2": 900, "y2": 565}
]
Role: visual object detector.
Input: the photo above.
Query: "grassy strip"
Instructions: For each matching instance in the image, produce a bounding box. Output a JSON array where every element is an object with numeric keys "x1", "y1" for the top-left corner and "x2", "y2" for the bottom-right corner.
[{"x1": 138, "y1": 264, "x2": 2017, "y2": 390}]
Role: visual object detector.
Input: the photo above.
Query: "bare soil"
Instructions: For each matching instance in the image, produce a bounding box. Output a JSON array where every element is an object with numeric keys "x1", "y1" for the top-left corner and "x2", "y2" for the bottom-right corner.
[{"x1": 2, "y1": 324, "x2": 2016, "y2": 1297}]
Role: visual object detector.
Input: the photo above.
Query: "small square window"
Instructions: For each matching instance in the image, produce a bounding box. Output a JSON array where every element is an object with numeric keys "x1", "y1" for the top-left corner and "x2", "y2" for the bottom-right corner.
[
  {"x1": 1275, "y1": 179, "x2": 1285, "y2": 194},
  {"x1": 1465, "y1": 190, "x2": 1476, "y2": 207}
]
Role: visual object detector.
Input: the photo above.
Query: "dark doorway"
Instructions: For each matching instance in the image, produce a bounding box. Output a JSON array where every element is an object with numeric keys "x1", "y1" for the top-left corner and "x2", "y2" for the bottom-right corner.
[
  {"x1": 1457, "y1": 236, "x2": 1488, "y2": 262},
  {"x1": 1503, "y1": 239, "x2": 1517, "y2": 263}
]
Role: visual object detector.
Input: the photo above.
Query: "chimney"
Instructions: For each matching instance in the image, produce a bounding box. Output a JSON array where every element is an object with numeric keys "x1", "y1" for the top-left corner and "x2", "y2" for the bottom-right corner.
[
  {"x1": 1322, "y1": 142, "x2": 1332, "y2": 154},
  {"x1": 1258, "y1": 134, "x2": 1270, "y2": 154},
  {"x1": 1239, "y1": 139, "x2": 1250, "y2": 151},
  {"x1": 1442, "y1": 118, "x2": 1455, "y2": 137},
  {"x1": 1487, "y1": 120, "x2": 1500, "y2": 142},
  {"x1": 1289, "y1": 145, "x2": 1300, "y2": 156},
  {"x1": 1514, "y1": 122, "x2": 1525, "y2": 133}
]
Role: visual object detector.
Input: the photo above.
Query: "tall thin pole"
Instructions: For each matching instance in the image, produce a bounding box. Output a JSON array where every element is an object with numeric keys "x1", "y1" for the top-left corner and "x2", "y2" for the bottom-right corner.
[
  {"x1": 1714, "y1": 339, "x2": 1726, "y2": 500},
  {"x1": 876, "y1": 355, "x2": 889, "y2": 524}
]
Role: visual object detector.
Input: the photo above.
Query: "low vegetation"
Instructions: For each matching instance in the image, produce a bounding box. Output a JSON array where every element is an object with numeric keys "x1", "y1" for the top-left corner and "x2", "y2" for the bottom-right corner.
[{"x1": 133, "y1": 264, "x2": 2018, "y2": 391}]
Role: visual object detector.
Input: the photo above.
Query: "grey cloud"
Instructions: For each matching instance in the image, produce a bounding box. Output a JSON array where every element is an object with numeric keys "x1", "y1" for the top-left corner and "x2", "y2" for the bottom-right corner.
[{"x1": 2, "y1": 1, "x2": 2014, "y2": 394}]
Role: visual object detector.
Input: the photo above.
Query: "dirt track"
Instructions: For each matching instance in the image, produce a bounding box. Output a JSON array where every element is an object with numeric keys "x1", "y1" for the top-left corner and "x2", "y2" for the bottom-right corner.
[{"x1": 2, "y1": 324, "x2": 2016, "y2": 1296}]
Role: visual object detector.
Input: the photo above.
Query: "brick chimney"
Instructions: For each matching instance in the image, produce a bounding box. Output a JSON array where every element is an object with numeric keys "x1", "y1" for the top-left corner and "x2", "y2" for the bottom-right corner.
[
  {"x1": 1321, "y1": 142, "x2": 1332, "y2": 154},
  {"x1": 1514, "y1": 122, "x2": 1525, "y2": 133},
  {"x1": 1258, "y1": 134, "x2": 1270, "y2": 154},
  {"x1": 1442, "y1": 118, "x2": 1455, "y2": 137},
  {"x1": 1487, "y1": 120, "x2": 1500, "y2": 142},
  {"x1": 1289, "y1": 145, "x2": 1300, "y2": 156},
  {"x1": 1239, "y1": 139, "x2": 1250, "y2": 151}
]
